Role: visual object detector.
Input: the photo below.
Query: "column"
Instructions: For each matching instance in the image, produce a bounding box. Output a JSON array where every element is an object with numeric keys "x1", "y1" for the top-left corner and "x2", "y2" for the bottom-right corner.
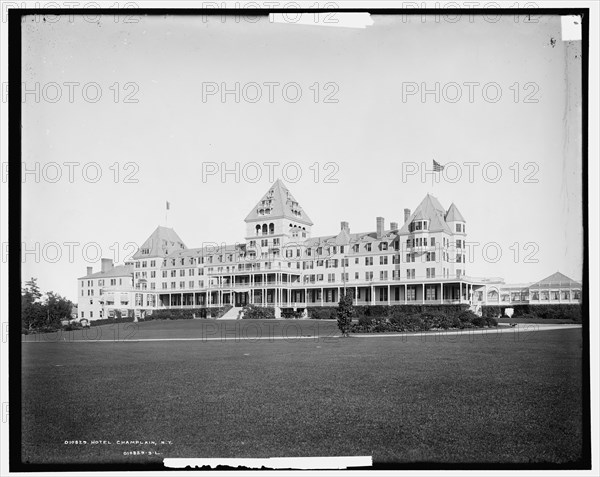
[
  {"x1": 404, "y1": 284, "x2": 407, "y2": 305},
  {"x1": 421, "y1": 283, "x2": 425, "y2": 304},
  {"x1": 320, "y1": 287, "x2": 324, "y2": 307},
  {"x1": 387, "y1": 284, "x2": 390, "y2": 306},
  {"x1": 441, "y1": 282, "x2": 444, "y2": 304}
]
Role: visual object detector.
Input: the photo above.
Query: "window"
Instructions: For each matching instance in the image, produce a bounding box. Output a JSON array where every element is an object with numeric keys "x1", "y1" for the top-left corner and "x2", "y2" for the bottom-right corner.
[
  {"x1": 456, "y1": 223, "x2": 462, "y2": 232},
  {"x1": 425, "y1": 286, "x2": 436, "y2": 301},
  {"x1": 365, "y1": 243, "x2": 372, "y2": 252},
  {"x1": 380, "y1": 270, "x2": 388, "y2": 280},
  {"x1": 189, "y1": 269, "x2": 195, "y2": 276},
  {"x1": 365, "y1": 257, "x2": 373, "y2": 266},
  {"x1": 171, "y1": 282, "x2": 176, "y2": 289},
  {"x1": 162, "y1": 271, "x2": 167, "y2": 278},
  {"x1": 355, "y1": 272, "x2": 359, "y2": 280},
  {"x1": 365, "y1": 271, "x2": 374, "y2": 281},
  {"x1": 426, "y1": 267, "x2": 435, "y2": 278},
  {"x1": 110, "y1": 279, "x2": 116, "y2": 286},
  {"x1": 171, "y1": 270, "x2": 177, "y2": 277},
  {"x1": 328, "y1": 273, "x2": 335, "y2": 283},
  {"x1": 380, "y1": 256, "x2": 388, "y2": 265},
  {"x1": 380, "y1": 242, "x2": 388, "y2": 251},
  {"x1": 151, "y1": 271, "x2": 156, "y2": 278},
  {"x1": 90, "y1": 311, "x2": 93, "y2": 318},
  {"x1": 189, "y1": 281, "x2": 194, "y2": 288},
  {"x1": 180, "y1": 281, "x2": 185, "y2": 289},
  {"x1": 406, "y1": 287, "x2": 416, "y2": 301},
  {"x1": 426, "y1": 252, "x2": 436, "y2": 262}
]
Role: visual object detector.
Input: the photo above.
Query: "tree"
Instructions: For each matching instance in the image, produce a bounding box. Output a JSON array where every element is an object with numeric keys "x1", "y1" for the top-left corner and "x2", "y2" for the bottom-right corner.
[
  {"x1": 44, "y1": 291, "x2": 73, "y2": 327},
  {"x1": 337, "y1": 291, "x2": 355, "y2": 336},
  {"x1": 21, "y1": 278, "x2": 45, "y2": 331},
  {"x1": 21, "y1": 279, "x2": 73, "y2": 332}
]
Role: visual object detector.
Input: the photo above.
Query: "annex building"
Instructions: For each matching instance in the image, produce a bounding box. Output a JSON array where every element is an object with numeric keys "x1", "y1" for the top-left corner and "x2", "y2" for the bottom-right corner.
[{"x1": 77, "y1": 180, "x2": 582, "y2": 320}]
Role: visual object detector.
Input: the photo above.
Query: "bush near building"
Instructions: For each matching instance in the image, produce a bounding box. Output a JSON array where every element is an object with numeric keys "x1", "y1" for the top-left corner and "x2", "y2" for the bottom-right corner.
[
  {"x1": 482, "y1": 304, "x2": 581, "y2": 322},
  {"x1": 307, "y1": 304, "x2": 470, "y2": 320},
  {"x1": 241, "y1": 305, "x2": 275, "y2": 319},
  {"x1": 351, "y1": 308, "x2": 497, "y2": 333}
]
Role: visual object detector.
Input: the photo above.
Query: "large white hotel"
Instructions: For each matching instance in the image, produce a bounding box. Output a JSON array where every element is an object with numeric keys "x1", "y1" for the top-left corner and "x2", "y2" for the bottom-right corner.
[{"x1": 78, "y1": 180, "x2": 582, "y2": 320}]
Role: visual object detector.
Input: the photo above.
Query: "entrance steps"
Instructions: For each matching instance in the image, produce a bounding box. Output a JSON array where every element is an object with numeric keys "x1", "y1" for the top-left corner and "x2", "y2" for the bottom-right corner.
[{"x1": 217, "y1": 306, "x2": 243, "y2": 320}]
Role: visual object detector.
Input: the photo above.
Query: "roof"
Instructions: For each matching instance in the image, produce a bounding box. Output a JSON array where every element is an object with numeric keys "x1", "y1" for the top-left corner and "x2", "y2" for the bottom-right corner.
[
  {"x1": 445, "y1": 203, "x2": 465, "y2": 222},
  {"x1": 531, "y1": 272, "x2": 581, "y2": 288},
  {"x1": 398, "y1": 194, "x2": 452, "y2": 234},
  {"x1": 244, "y1": 179, "x2": 313, "y2": 226},
  {"x1": 132, "y1": 226, "x2": 187, "y2": 259},
  {"x1": 78, "y1": 264, "x2": 133, "y2": 280}
]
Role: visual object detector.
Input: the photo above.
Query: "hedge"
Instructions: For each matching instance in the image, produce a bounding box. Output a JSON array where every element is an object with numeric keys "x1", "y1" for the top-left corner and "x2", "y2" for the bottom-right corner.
[
  {"x1": 144, "y1": 307, "x2": 227, "y2": 320},
  {"x1": 352, "y1": 309, "x2": 497, "y2": 333},
  {"x1": 482, "y1": 304, "x2": 581, "y2": 322}
]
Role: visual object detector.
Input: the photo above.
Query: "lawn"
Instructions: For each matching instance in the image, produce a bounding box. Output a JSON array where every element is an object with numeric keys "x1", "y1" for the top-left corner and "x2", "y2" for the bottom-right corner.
[{"x1": 20, "y1": 320, "x2": 585, "y2": 466}]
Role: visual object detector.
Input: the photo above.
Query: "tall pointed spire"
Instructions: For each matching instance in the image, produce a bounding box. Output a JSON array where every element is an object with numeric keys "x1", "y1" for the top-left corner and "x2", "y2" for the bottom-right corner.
[{"x1": 244, "y1": 179, "x2": 313, "y2": 226}]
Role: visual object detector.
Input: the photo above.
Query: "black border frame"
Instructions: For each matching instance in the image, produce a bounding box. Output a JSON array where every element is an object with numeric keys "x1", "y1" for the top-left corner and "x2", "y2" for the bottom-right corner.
[{"x1": 7, "y1": 6, "x2": 591, "y2": 473}]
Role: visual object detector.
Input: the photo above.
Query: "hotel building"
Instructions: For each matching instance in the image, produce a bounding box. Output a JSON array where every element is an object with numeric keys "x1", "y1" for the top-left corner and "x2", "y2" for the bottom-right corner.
[{"x1": 77, "y1": 180, "x2": 582, "y2": 320}]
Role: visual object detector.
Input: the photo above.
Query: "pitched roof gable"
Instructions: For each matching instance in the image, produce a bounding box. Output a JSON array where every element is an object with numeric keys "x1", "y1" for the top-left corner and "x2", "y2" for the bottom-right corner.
[
  {"x1": 532, "y1": 272, "x2": 581, "y2": 288},
  {"x1": 132, "y1": 226, "x2": 187, "y2": 259},
  {"x1": 244, "y1": 179, "x2": 313, "y2": 226}
]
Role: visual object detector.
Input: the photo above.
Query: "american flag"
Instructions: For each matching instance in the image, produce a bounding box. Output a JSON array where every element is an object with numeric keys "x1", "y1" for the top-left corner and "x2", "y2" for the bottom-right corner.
[{"x1": 433, "y1": 159, "x2": 444, "y2": 172}]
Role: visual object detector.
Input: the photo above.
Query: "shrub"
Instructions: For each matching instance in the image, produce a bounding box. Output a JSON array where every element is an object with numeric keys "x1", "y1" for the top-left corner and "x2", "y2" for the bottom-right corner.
[
  {"x1": 337, "y1": 292, "x2": 355, "y2": 335},
  {"x1": 307, "y1": 307, "x2": 337, "y2": 320},
  {"x1": 241, "y1": 305, "x2": 275, "y2": 319},
  {"x1": 482, "y1": 306, "x2": 503, "y2": 318},
  {"x1": 485, "y1": 316, "x2": 498, "y2": 327},
  {"x1": 511, "y1": 304, "x2": 581, "y2": 321},
  {"x1": 281, "y1": 308, "x2": 304, "y2": 319},
  {"x1": 471, "y1": 316, "x2": 487, "y2": 328}
]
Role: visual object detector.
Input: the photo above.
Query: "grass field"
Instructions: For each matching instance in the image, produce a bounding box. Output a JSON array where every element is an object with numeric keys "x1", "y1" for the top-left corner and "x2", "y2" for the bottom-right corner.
[{"x1": 21, "y1": 320, "x2": 584, "y2": 466}]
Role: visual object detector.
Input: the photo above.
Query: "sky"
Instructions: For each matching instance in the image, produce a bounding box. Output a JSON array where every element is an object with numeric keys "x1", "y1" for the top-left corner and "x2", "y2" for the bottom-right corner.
[{"x1": 19, "y1": 12, "x2": 583, "y2": 301}]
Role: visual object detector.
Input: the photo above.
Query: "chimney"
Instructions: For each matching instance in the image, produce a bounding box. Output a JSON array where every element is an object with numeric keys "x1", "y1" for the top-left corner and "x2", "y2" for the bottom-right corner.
[
  {"x1": 101, "y1": 258, "x2": 114, "y2": 273},
  {"x1": 86, "y1": 266, "x2": 93, "y2": 276},
  {"x1": 404, "y1": 208, "x2": 411, "y2": 223},
  {"x1": 376, "y1": 217, "x2": 384, "y2": 239},
  {"x1": 340, "y1": 221, "x2": 350, "y2": 233},
  {"x1": 390, "y1": 221, "x2": 398, "y2": 230}
]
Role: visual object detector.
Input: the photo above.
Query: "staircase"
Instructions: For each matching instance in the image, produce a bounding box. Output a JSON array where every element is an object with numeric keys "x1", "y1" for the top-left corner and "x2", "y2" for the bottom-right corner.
[{"x1": 217, "y1": 306, "x2": 243, "y2": 320}]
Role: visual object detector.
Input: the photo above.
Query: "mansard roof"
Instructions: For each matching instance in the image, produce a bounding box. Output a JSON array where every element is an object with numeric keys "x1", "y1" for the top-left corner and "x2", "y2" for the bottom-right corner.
[
  {"x1": 132, "y1": 226, "x2": 187, "y2": 259},
  {"x1": 245, "y1": 179, "x2": 313, "y2": 226},
  {"x1": 398, "y1": 194, "x2": 452, "y2": 234}
]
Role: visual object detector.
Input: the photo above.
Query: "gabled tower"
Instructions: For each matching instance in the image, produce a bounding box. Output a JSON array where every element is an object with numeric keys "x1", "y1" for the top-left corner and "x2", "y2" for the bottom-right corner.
[
  {"x1": 445, "y1": 203, "x2": 466, "y2": 232},
  {"x1": 244, "y1": 179, "x2": 313, "y2": 250}
]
